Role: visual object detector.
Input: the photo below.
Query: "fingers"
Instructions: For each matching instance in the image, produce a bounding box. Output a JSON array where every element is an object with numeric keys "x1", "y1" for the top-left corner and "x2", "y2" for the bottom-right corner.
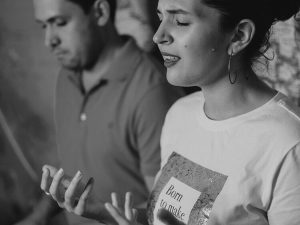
[
  {"x1": 125, "y1": 192, "x2": 134, "y2": 220},
  {"x1": 111, "y1": 192, "x2": 120, "y2": 209},
  {"x1": 64, "y1": 170, "x2": 82, "y2": 212},
  {"x1": 41, "y1": 165, "x2": 59, "y2": 195},
  {"x1": 40, "y1": 166, "x2": 95, "y2": 216},
  {"x1": 75, "y1": 177, "x2": 94, "y2": 216},
  {"x1": 42, "y1": 164, "x2": 58, "y2": 177},
  {"x1": 132, "y1": 208, "x2": 138, "y2": 221},
  {"x1": 41, "y1": 167, "x2": 51, "y2": 194},
  {"x1": 105, "y1": 192, "x2": 137, "y2": 225},
  {"x1": 49, "y1": 168, "x2": 65, "y2": 203},
  {"x1": 124, "y1": 192, "x2": 137, "y2": 222},
  {"x1": 105, "y1": 203, "x2": 129, "y2": 225}
]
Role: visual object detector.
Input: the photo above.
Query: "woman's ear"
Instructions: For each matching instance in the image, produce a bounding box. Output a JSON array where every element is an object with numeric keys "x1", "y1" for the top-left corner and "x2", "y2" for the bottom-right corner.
[
  {"x1": 93, "y1": 0, "x2": 110, "y2": 26},
  {"x1": 228, "y1": 19, "x2": 255, "y2": 55}
]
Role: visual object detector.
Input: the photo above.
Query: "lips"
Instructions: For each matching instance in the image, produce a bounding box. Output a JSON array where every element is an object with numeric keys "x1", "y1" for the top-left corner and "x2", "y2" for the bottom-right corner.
[
  {"x1": 161, "y1": 52, "x2": 181, "y2": 68},
  {"x1": 53, "y1": 49, "x2": 67, "y2": 57}
]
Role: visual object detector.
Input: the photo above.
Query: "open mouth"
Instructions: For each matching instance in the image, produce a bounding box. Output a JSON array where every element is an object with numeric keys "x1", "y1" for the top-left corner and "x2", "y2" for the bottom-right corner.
[
  {"x1": 161, "y1": 52, "x2": 181, "y2": 68},
  {"x1": 55, "y1": 51, "x2": 66, "y2": 57},
  {"x1": 53, "y1": 48, "x2": 67, "y2": 57}
]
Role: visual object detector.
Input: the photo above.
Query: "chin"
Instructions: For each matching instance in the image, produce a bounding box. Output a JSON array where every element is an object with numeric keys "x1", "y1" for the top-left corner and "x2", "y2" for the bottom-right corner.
[
  {"x1": 166, "y1": 70, "x2": 181, "y2": 86},
  {"x1": 166, "y1": 71, "x2": 195, "y2": 87},
  {"x1": 60, "y1": 60, "x2": 80, "y2": 70},
  {"x1": 62, "y1": 64, "x2": 78, "y2": 70}
]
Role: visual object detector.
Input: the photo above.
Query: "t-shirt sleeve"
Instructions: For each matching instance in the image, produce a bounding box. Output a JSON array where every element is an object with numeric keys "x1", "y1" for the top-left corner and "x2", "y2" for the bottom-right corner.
[
  {"x1": 268, "y1": 142, "x2": 300, "y2": 225},
  {"x1": 134, "y1": 83, "x2": 182, "y2": 176}
]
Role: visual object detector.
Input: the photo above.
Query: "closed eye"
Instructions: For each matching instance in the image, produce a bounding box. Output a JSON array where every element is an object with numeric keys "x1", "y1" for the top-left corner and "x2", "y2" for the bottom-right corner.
[
  {"x1": 56, "y1": 20, "x2": 67, "y2": 27},
  {"x1": 176, "y1": 20, "x2": 190, "y2": 26}
]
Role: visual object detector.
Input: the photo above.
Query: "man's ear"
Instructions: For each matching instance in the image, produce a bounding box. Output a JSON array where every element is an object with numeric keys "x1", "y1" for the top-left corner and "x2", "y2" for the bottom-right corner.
[
  {"x1": 93, "y1": 0, "x2": 110, "y2": 26},
  {"x1": 228, "y1": 19, "x2": 255, "y2": 55}
]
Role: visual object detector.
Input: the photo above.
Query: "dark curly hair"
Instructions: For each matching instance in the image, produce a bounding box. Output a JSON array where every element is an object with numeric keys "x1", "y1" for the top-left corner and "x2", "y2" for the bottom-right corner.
[
  {"x1": 67, "y1": 0, "x2": 117, "y2": 22},
  {"x1": 202, "y1": 0, "x2": 300, "y2": 67}
]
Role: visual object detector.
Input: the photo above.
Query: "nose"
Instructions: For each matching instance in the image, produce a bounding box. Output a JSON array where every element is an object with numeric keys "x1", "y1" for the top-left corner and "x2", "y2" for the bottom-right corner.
[
  {"x1": 44, "y1": 27, "x2": 60, "y2": 49},
  {"x1": 153, "y1": 22, "x2": 173, "y2": 45}
]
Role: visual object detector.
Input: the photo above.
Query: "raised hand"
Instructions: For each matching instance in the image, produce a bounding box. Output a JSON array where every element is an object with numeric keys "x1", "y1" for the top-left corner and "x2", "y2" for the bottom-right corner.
[
  {"x1": 40, "y1": 165, "x2": 111, "y2": 223},
  {"x1": 105, "y1": 192, "x2": 139, "y2": 225}
]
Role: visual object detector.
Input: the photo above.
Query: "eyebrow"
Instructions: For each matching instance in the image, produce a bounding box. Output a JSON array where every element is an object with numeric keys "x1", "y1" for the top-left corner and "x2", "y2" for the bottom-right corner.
[
  {"x1": 157, "y1": 8, "x2": 190, "y2": 15},
  {"x1": 35, "y1": 16, "x2": 63, "y2": 24}
]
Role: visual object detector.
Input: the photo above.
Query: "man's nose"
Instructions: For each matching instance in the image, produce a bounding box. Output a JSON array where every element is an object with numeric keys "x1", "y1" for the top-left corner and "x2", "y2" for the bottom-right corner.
[
  {"x1": 153, "y1": 22, "x2": 173, "y2": 45},
  {"x1": 44, "y1": 28, "x2": 60, "y2": 49}
]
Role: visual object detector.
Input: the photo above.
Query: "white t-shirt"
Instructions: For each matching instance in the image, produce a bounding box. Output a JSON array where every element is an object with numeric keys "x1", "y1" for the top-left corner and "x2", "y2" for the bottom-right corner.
[{"x1": 147, "y1": 91, "x2": 300, "y2": 225}]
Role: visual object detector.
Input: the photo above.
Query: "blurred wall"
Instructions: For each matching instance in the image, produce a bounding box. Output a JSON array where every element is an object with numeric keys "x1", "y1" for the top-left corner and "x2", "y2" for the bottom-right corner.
[{"x1": 0, "y1": 0, "x2": 59, "y2": 223}]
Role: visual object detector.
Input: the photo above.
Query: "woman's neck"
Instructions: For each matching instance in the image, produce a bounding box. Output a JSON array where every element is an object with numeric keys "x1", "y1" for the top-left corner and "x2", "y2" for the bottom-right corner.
[{"x1": 201, "y1": 70, "x2": 276, "y2": 120}]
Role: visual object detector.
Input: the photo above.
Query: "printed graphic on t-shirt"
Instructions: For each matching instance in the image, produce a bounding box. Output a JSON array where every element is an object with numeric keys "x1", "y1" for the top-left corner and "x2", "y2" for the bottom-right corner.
[{"x1": 147, "y1": 152, "x2": 227, "y2": 225}]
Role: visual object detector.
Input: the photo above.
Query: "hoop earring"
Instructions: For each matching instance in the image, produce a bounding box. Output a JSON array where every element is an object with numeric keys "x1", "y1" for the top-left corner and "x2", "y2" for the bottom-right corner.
[{"x1": 228, "y1": 51, "x2": 237, "y2": 84}]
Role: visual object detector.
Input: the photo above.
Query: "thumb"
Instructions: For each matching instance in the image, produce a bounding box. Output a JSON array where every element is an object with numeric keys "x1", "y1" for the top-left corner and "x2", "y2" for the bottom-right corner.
[{"x1": 157, "y1": 208, "x2": 186, "y2": 225}]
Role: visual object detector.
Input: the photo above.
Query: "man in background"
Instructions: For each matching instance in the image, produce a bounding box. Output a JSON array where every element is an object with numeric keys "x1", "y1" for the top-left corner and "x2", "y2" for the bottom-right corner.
[{"x1": 15, "y1": 0, "x2": 182, "y2": 224}]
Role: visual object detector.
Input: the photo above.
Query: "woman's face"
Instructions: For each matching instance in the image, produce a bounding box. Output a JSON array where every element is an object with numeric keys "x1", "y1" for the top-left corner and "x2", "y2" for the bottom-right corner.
[{"x1": 154, "y1": 0, "x2": 232, "y2": 87}]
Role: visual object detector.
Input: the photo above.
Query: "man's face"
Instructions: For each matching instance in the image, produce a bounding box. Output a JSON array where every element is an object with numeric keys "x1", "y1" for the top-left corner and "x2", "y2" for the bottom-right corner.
[{"x1": 33, "y1": 0, "x2": 101, "y2": 70}]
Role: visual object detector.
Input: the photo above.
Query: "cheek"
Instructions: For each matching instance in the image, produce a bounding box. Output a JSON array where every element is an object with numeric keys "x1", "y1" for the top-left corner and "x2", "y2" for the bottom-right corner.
[
  {"x1": 181, "y1": 41, "x2": 204, "y2": 71},
  {"x1": 180, "y1": 41, "x2": 216, "y2": 85},
  {"x1": 70, "y1": 32, "x2": 90, "y2": 56},
  {"x1": 62, "y1": 28, "x2": 80, "y2": 51},
  {"x1": 183, "y1": 33, "x2": 222, "y2": 73},
  {"x1": 67, "y1": 22, "x2": 90, "y2": 46}
]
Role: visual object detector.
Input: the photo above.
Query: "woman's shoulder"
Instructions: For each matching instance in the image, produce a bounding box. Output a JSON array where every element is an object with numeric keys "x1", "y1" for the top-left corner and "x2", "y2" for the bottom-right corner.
[
  {"x1": 272, "y1": 92, "x2": 300, "y2": 124},
  {"x1": 264, "y1": 92, "x2": 300, "y2": 139}
]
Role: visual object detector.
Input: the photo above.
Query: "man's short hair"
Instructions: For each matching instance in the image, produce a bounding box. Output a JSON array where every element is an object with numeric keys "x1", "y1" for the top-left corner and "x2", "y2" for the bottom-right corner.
[{"x1": 68, "y1": 0, "x2": 117, "y2": 22}]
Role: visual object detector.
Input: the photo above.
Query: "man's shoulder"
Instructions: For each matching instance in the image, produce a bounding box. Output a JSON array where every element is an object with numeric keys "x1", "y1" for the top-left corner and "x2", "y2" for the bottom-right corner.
[
  {"x1": 122, "y1": 45, "x2": 184, "y2": 107},
  {"x1": 129, "y1": 51, "x2": 169, "y2": 90},
  {"x1": 132, "y1": 47, "x2": 165, "y2": 78},
  {"x1": 111, "y1": 37, "x2": 166, "y2": 86},
  {"x1": 138, "y1": 52, "x2": 165, "y2": 74}
]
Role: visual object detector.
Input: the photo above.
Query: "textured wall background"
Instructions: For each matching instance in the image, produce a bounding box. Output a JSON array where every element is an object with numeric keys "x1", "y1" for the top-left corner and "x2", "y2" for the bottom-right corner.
[
  {"x1": 0, "y1": 0, "x2": 59, "y2": 223},
  {"x1": 259, "y1": 18, "x2": 300, "y2": 105}
]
